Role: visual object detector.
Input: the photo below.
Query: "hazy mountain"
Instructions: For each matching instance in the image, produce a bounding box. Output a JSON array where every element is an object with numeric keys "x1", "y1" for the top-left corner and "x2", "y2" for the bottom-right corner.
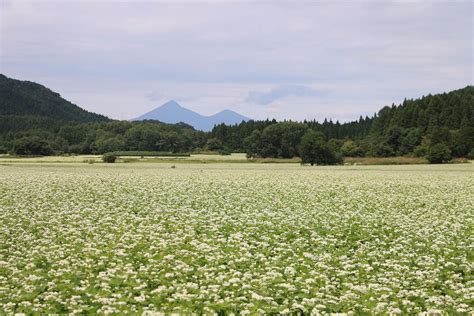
[
  {"x1": 134, "y1": 100, "x2": 250, "y2": 131},
  {"x1": 0, "y1": 74, "x2": 109, "y2": 122}
]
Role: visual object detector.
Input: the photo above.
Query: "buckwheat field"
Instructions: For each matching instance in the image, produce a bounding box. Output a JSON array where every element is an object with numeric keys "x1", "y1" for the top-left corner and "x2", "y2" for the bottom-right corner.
[{"x1": 0, "y1": 163, "x2": 473, "y2": 314}]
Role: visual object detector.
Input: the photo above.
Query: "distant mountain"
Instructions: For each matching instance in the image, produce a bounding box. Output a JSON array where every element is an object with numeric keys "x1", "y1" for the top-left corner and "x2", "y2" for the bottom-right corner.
[
  {"x1": 134, "y1": 100, "x2": 250, "y2": 131},
  {"x1": 0, "y1": 74, "x2": 109, "y2": 122}
]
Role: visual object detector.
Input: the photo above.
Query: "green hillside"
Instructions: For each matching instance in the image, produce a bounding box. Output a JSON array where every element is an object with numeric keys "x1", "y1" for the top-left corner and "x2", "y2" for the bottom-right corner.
[
  {"x1": 209, "y1": 86, "x2": 474, "y2": 159},
  {"x1": 0, "y1": 74, "x2": 109, "y2": 122}
]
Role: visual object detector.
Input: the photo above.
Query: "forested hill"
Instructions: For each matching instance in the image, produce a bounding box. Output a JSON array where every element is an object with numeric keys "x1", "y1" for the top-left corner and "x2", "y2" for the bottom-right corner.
[
  {"x1": 371, "y1": 86, "x2": 474, "y2": 135},
  {"x1": 210, "y1": 86, "x2": 474, "y2": 157},
  {"x1": 0, "y1": 74, "x2": 109, "y2": 122}
]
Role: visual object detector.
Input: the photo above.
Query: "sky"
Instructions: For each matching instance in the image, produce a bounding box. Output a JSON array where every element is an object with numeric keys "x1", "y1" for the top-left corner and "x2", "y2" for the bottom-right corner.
[{"x1": 1, "y1": 0, "x2": 472, "y2": 121}]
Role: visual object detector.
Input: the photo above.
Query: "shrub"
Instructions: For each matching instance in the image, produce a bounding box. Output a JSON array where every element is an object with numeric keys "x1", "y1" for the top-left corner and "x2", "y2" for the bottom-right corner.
[
  {"x1": 426, "y1": 143, "x2": 452, "y2": 164},
  {"x1": 102, "y1": 153, "x2": 117, "y2": 163}
]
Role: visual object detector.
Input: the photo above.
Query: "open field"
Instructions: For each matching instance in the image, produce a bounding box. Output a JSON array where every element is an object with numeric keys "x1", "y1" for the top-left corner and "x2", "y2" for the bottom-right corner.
[
  {"x1": 0, "y1": 163, "x2": 473, "y2": 314},
  {"x1": 0, "y1": 154, "x2": 249, "y2": 164},
  {"x1": 0, "y1": 153, "x2": 301, "y2": 164},
  {"x1": 343, "y1": 156, "x2": 470, "y2": 165},
  {"x1": 1, "y1": 154, "x2": 471, "y2": 165}
]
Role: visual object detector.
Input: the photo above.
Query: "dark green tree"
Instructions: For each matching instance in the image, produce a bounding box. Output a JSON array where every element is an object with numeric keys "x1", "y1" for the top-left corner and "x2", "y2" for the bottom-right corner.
[
  {"x1": 206, "y1": 138, "x2": 224, "y2": 151},
  {"x1": 243, "y1": 130, "x2": 262, "y2": 158},
  {"x1": 426, "y1": 143, "x2": 452, "y2": 164},
  {"x1": 12, "y1": 136, "x2": 54, "y2": 156},
  {"x1": 299, "y1": 130, "x2": 341, "y2": 165}
]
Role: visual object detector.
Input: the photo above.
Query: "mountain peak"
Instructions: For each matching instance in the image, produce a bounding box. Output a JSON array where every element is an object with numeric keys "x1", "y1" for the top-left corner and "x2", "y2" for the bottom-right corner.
[
  {"x1": 161, "y1": 100, "x2": 181, "y2": 108},
  {"x1": 216, "y1": 109, "x2": 235, "y2": 114},
  {"x1": 134, "y1": 101, "x2": 250, "y2": 131}
]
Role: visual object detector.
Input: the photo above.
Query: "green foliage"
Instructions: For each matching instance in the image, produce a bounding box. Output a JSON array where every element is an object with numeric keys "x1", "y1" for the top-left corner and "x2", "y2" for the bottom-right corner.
[
  {"x1": 243, "y1": 130, "x2": 262, "y2": 158},
  {"x1": 400, "y1": 128, "x2": 422, "y2": 154},
  {"x1": 0, "y1": 74, "x2": 109, "y2": 122},
  {"x1": 429, "y1": 127, "x2": 451, "y2": 145},
  {"x1": 341, "y1": 139, "x2": 364, "y2": 157},
  {"x1": 467, "y1": 149, "x2": 474, "y2": 160},
  {"x1": 299, "y1": 130, "x2": 341, "y2": 165},
  {"x1": 206, "y1": 138, "x2": 223, "y2": 151},
  {"x1": 102, "y1": 153, "x2": 117, "y2": 163},
  {"x1": 12, "y1": 136, "x2": 54, "y2": 156},
  {"x1": 224, "y1": 87, "x2": 473, "y2": 159},
  {"x1": 426, "y1": 143, "x2": 452, "y2": 164},
  {"x1": 413, "y1": 144, "x2": 428, "y2": 157}
]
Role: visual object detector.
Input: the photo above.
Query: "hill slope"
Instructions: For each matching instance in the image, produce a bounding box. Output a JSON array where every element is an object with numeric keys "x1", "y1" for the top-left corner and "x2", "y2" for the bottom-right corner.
[
  {"x1": 370, "y1": 86, "x2": 474, "y2": 135},
  {"x1": 134, "y1": 100, "x2": 250, "y2": 131},
  {"x1": 209, "y1": 86, "x2": 474, "y2": 157},
  {"x1": 0, "y1": 74, "x2": 109, "y2": 122}
]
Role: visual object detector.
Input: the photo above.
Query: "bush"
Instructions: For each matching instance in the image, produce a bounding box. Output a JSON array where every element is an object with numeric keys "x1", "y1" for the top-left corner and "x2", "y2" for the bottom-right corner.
[
  {"x1": 102, "y1": 153, "x2": 117, "y2": 163},
  {"x1": 426, "y1": 143, "x2": 452, "y2": 164}
]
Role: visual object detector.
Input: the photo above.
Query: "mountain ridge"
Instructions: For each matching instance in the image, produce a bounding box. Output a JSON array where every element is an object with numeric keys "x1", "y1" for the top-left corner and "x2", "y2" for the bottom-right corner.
[
  {"x1": 0, "y1": 74, "x2": 109, "y2": 122},
  {"x1": 134, "y1": 100, "x2": 250, "y2": 131}
]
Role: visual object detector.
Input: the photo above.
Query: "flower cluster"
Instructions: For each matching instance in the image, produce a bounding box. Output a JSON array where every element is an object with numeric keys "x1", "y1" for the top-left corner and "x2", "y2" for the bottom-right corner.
[{"x1": 0, "y1": 163, "x2": 472, "y2": 314}]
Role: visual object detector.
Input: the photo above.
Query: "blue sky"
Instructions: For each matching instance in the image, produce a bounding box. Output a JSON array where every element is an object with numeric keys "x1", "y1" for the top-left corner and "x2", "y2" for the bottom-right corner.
[{"x1": 1, "y1": 0, "x2": 472, "y2": 121}]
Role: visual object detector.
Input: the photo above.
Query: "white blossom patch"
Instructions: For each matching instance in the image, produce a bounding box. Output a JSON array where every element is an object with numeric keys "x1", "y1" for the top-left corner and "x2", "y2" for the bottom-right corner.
[{"x1": 0, "y1": 163, "x2": 472, "y2": 314}]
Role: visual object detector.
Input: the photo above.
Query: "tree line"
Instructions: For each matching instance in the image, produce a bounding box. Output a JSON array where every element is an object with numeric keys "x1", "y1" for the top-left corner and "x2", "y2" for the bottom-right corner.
[{"x1": 0, "y1": 85, "x2": 472, "y2": 164}]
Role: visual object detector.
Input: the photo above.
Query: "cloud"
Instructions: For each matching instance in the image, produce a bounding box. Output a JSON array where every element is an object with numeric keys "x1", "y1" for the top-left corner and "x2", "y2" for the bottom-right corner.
[
  {"x1": 1, "y1": 1, "x2": 471, "y2": 121},
  {"x1": 246, "y1": 85, "x2": 329, "y2": 105},
  {"x1": 146, "y1": 91, "x2": 163, "y2": 102}
]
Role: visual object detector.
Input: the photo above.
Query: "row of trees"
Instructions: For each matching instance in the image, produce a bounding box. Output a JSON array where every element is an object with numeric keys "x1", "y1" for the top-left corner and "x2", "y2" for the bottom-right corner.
[
  {"x1": 0, "y1": 120, "x2": 207, "y2": 156},
  {"x1": 205, "y1": 86, "x2": 474, "y2": 162},
  {"x1": 241, "y1": 123, "x2": 342, "y2": 164}
]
